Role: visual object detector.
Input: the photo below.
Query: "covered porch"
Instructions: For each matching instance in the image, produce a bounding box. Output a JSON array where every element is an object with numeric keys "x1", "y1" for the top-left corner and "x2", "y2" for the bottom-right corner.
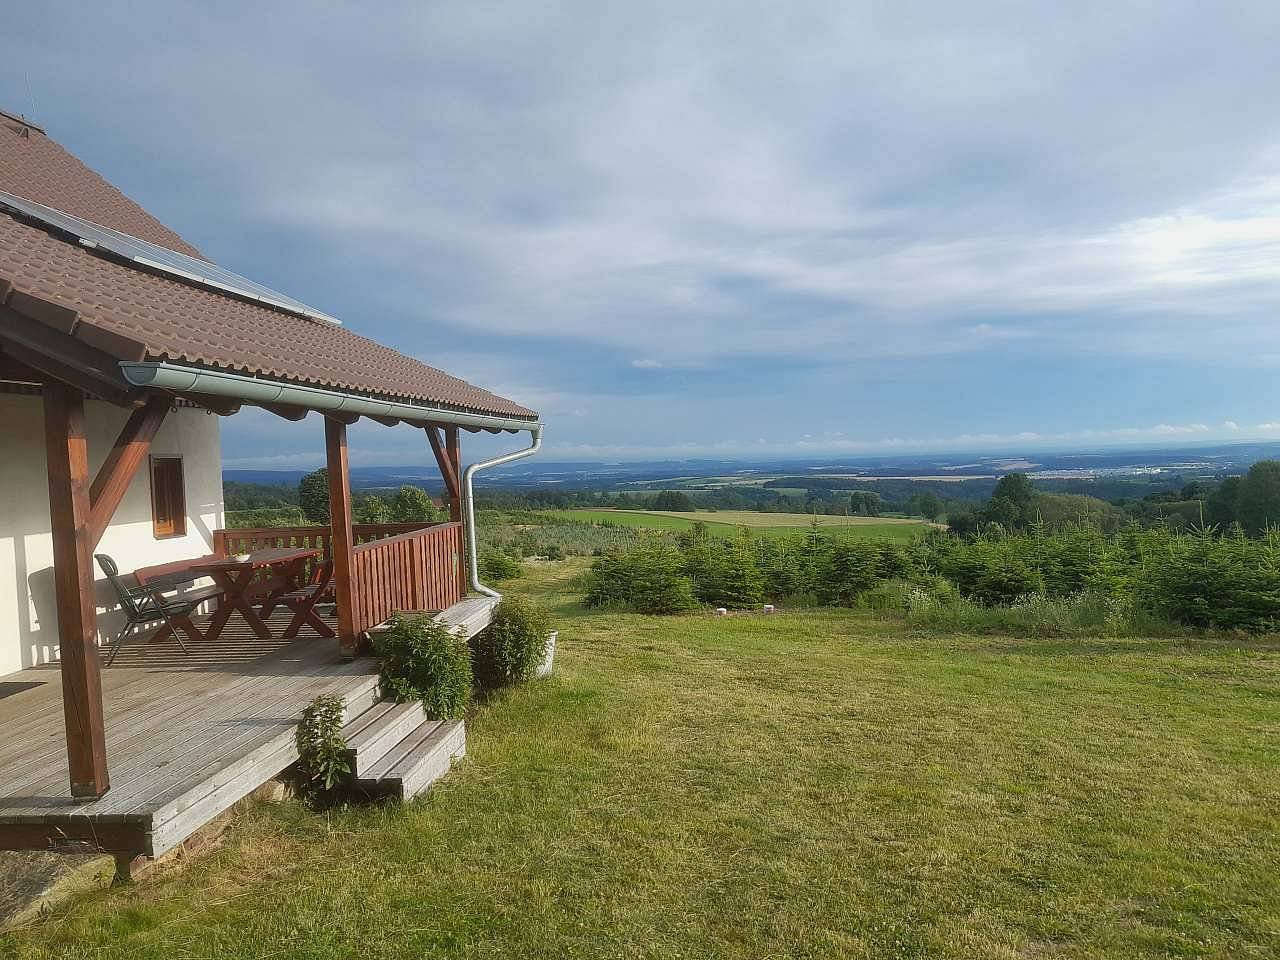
[
  {"x1": 0, "y1": 131, "x2": 542, "y2": 862},
  {"x1": 0, "y1": 291, "x2": 539, "y2": 824}
]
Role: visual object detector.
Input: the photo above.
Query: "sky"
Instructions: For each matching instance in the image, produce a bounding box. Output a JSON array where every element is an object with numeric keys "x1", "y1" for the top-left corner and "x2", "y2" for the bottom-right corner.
[{"x1": 4, "y1": 2, "x2": 1280, "y2": 468}]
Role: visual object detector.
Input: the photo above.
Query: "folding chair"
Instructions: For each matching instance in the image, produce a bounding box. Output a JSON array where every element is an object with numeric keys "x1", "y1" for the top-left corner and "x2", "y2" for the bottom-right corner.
[{"x1": 95, "y1": 554, "x2": 208, "y2": 665}]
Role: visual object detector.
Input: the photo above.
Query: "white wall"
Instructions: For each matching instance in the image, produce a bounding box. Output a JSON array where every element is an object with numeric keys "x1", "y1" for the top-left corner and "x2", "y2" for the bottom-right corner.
[{"x1": 0, "y1": 395, "x2": 224, "y2": 674}]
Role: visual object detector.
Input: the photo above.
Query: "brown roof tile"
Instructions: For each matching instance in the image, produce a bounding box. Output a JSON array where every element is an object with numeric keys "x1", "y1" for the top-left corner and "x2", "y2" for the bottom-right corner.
[
  {"x1": 0, "y1": 114, "x2": 537, "y2": 422},
  {"x1": 0, "y1": 111, "x2": 203, "y2": 258},
  {"x1": 0, "y1": 216, "x2": 536, "y2": 419}
]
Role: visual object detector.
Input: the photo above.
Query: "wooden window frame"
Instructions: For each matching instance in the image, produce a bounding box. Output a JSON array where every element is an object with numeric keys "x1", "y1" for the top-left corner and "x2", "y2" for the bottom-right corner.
[{"x1": 149, "y1": 455, "x2": 187, "y2": 539}]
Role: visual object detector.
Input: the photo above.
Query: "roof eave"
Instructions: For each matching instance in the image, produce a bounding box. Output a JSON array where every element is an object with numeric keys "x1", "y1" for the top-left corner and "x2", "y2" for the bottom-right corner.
[{"x1": 120, "y1": 361, "x2": 540, "y2": 434}]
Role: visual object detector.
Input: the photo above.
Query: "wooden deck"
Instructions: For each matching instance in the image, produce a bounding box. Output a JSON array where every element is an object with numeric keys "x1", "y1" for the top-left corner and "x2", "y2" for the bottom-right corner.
[{"x1": 0, "y1": 609, "x2": 381, "y2": 860}]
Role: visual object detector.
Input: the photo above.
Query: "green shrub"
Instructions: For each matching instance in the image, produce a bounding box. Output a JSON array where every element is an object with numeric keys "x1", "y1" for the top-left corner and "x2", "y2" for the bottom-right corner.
[
  {"x1": 295, "y1": 695, "x2": 350, "y2": 799},
  {"x1": 817, "y1": 541, "x2": 887, "y2": 606},
  {"x1": 374, "y1": 614, "x2": 473, "y2": 717},
  {"x1": 1139, "y1": 532, "x2": 1280, "y2": 631},
  {"x1": 902, "y1": 590, "x2": 1115, "y2": 637},
  {"x1": 474, "y1": 597, "x2": 552, "y2": 688},
  {"x1": 679, "y1": 532, "x2": 765, "y2": 608},
  {"x1": 541, "y1": 543, "x2": 565, "y2": 561},
  {"x1": 857, "y1": 579, "x2": 915, "y2": 611},
  {"x1": 971, "y1": 557, "x2": 1041, "y2": 605},
  {"x1": 479, "y1": 551, "x2": 523, "y2": 581},
  {"x1": 585, "y1": 541, "x2": 698, "y2": 614}
]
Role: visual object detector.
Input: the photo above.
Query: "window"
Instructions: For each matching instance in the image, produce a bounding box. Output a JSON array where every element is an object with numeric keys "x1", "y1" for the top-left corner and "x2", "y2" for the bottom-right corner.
[{"x1": 150, "y1": 457, "x2": 186, "y2": 538}]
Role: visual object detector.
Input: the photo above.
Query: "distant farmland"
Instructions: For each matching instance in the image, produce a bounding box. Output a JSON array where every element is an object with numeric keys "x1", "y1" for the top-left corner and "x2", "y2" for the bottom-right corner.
[{"x1": 545, "y1": 509, "x2": 933, "y2": 540}]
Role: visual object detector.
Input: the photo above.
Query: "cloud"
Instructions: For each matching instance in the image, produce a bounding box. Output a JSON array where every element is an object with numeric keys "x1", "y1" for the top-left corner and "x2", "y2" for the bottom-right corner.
[
  {"x1": 6, "y1": 3, "x2": 1280, "y2": 460},
  {"x1": 534, "y1": 420, "x2": 1280, "y2": 462}
]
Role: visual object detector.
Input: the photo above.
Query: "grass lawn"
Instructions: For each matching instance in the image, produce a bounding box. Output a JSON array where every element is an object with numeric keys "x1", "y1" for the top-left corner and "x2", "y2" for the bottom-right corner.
[
  {"x1": 5, "y1": 561, "x2": 1279, "y2": 958},
  {"x1": 549, "y1": 508, "x2": 932, "y2": 541}
]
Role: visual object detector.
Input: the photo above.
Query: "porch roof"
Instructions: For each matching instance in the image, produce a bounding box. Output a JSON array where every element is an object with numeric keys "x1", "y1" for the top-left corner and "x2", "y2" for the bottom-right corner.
[{"x1": 0, "y1": 111, "x2": 538, "y2": 425}]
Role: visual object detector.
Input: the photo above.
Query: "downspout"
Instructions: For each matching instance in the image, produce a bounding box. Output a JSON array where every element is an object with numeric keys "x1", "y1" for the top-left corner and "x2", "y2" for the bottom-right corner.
[{"x1": 463, "y1": 426, "x2": 543, "y2": 598}]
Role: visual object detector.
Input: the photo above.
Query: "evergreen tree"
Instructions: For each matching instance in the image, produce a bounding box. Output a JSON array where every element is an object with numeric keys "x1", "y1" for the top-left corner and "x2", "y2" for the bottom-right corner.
[
  {"x1": 1236, "y1": 461, "x2": 1280, "y2": 535},
  {"x1": 1206, "y1": 476, "x2": 1242, "y2": 528},
  {"x1": 298, "y1": 468, "x2": 329, "y2": 523},
  {"x1": 709, "y1": 535, "x2": 765, "y2": 608},
  {"x1": 390, "y1": 485, "x2": 441, "y2": 523},
  {"x1": 652, "y1": 490, "x2": 695, "y2": 511}
]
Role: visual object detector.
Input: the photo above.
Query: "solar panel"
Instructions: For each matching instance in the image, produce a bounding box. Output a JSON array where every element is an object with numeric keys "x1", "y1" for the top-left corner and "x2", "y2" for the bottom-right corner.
[{"x1": 0, "y1": 190, "x2": 342, "y2": 326}]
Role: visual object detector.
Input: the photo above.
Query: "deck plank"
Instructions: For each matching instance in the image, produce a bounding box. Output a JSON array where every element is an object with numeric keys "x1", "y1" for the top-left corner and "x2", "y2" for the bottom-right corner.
[
  {"x1": 0, "y1": 610, "x2": 381, "y2": 854},
  {"x1": 0, "y1": 598, "x2": 488, "y2": 857}
]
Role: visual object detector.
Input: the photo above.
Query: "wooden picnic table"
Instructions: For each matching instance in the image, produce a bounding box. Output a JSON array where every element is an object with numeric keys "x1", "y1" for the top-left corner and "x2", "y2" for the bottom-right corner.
[{"x1": 188, "y1": 547, "x2": 321, "y2": 643}]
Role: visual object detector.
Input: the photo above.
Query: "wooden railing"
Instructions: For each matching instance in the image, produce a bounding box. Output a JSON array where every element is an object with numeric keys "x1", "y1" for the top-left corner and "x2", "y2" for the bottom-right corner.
[
  {"x1": 211, "y1": 521, "x2": 465, "y2": 635},
  {"x1": 350, "y1": 522, "x2": 464, "y2": 634},
  {"x1": 213, "y1": 522, "x2": 432, "y2": 556},
  {"x1": 212, "y1": 523, "x2": 431, "y2": 582}
]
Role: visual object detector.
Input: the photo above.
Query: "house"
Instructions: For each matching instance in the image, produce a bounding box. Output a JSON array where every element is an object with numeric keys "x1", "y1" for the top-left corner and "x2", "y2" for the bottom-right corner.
[{"x1": 0, "y1": 109, "x2": 541, "y2": 862}]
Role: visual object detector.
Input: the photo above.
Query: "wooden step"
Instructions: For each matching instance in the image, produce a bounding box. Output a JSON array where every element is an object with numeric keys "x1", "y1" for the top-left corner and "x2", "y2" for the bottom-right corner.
[
  {"x1": 342, "y1": 700, "x2": 427, "y2": 778},
  {"x1": 356, "y1": 718, "x2": 466, "y2": 801}
]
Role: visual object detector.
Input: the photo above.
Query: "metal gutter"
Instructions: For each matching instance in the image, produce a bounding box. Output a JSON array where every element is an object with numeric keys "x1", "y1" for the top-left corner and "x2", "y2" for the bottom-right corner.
[
  {"x1": 119, "y1": 361, "x2": 540, "y2": 434},
  {"x1": 463, "y1": 427, "x2": 543, "y2": 599},
  {"x1": 120, "y1": 358, "x2": 544, "y2": 603}
]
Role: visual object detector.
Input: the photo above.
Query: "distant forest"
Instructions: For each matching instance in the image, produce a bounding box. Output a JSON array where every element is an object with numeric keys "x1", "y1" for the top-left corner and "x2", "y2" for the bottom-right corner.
[{"x1": 226, "y1": 460, "x2": 1280, "y2": 536}]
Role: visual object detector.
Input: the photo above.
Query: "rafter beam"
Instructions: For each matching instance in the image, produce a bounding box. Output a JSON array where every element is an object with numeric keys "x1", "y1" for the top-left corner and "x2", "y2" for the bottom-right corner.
[
  {"x1": 426, "y1": 424, "x2": 461, "y2": 510},
  {"x1": 0, "y1": 307, "x2": 136, "y2": 405}
]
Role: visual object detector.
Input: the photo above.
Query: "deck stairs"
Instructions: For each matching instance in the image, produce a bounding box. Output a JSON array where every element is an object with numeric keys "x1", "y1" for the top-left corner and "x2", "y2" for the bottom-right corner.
[
  {"x1": 334, "y1": 596, "x2": 495, "y2": 799},
  {"x1": 340, "y1": 700, "x2": 465, "y2": 800}
]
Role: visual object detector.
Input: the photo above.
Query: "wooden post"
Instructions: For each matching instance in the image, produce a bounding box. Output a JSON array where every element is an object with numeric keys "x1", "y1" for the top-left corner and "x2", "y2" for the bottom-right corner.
[
  {"x1": 444, "y1": 426, "x2": 462, "y2": 523},
  {"x1": 444, "y1": 427, "x2": 466, "y2": 596},
  {"x1": 43, "y1": 384, "x2": 110, "y2": 799},
  {"x1": 326, "y1": 417, "x2": 358, "y2": 656}
]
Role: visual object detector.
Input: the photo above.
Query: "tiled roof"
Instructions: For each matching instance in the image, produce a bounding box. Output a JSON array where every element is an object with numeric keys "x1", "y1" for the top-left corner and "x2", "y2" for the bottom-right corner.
[
  {"x1": 0, "y1": 111, "x2": 203, "y2": 258},
  {"x1": 0, "y1": 113, "x2": 537, "y2": 422}
]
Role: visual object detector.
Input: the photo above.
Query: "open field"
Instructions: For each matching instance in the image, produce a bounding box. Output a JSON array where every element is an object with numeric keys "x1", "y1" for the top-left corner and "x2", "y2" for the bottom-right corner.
[
  {"x1": 6, "y1": 560, "x2": 1278, "y2": 959},
  {"x1": 644, "y1": 509, "x2": 931, "y2": 528},
  {"x1": 546, "y1": 508, "x2": 933, "y2": 540}
]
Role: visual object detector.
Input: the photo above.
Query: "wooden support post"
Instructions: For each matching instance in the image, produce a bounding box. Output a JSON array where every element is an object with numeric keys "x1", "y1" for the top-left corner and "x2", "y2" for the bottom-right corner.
[
  {"x1": 326, "y1": 417, "x2": 359, "y2": 657},
  {"x1": 444, "y1": 426, "x2": 466, "y2": 596},
  {"x1": 42, "y1": 384, "x2": 110, "y2": 799},
  {"x1": 444, "y1": 426, "x2": 462, "y2": 523},
  {"x1": 88, "y1": 395, "x2": 169, "y2": 548}
]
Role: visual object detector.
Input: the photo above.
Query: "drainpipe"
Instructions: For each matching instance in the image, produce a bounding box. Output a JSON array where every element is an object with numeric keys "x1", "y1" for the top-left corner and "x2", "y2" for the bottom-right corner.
[{"x1": 463, "y1": 426, "x2": 543, "y2": 598}]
